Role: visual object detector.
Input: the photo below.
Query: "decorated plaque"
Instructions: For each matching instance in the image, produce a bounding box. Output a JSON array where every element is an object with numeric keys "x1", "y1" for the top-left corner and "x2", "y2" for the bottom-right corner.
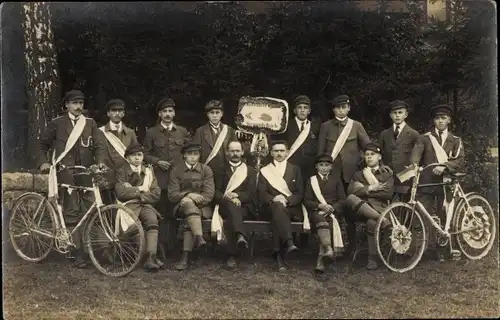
[{"x1": 235, "y1": 96, "x2": 289, "y2": 135}]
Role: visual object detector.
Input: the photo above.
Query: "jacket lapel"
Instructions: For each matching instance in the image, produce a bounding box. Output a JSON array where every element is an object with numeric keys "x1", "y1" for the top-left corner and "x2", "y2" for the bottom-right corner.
[
  {"x1": 283, "y1": 162, "x2": 293, "y2": 185},
  {"x1": 442, "y1": 132, "x2": 453, "y2": 152},
  {"x1": 64, "y1": 114, "x2": 73, "y2": 136},
  {"x1": 203, "y1": 124, "x2": 214, "y2": 148},
  {"x1": 394, "y1": 125, "x2": 408, "y2": 146}
]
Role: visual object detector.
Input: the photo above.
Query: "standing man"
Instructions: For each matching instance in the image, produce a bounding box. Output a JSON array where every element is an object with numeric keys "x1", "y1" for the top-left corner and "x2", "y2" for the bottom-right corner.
[
  {"x1": 212, "y1": 140, "x2": 257, "y2": 269},
  {"x1": 34, "y1": 89, "x2": 106, "y2": 268},
  {"x1": 316, "y1": 94, "x2": 371, "y2": 256},
  {"x1": 410, "y1": 104, "x2": 464, "y2": 261},
  {"x1": 193, "y1": 100, "x2": 235, "y2": 174},
  {"x1": 379, "y1": 100, "x2": 420, "y2": 201},
  {"x1": 258, "y1": 140, "x2": 309, "y2": 272},
  {"x1": 168, "y1": 143, "x2": 215, "y2": 271},
  {"x1": 99, "y1": 99, "x2": 138, "y2": 205},
  {"x1": 143, "y1": 97, "x2": 191, "y2": 250}
]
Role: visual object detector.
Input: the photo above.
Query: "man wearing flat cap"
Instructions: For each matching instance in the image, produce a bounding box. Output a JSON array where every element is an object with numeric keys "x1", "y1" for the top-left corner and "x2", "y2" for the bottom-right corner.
[
  {"x1": 34, "y1": 89, "x2": 107, "y2": 268},
  {"x1": 115, "y1": 142, "x2": 163, "y2": 271},
  {"x1": 317, "y1": 94, "x2": 371, "y2": 256},
  {"x1": 193, "y1": 100, "x2": 236, "y2": 174},
  {"x1": 168, "y1": 143, "x2": 215, "y2": 270},
  {"x1": 143, "y1": 97, "x2": 191, "y2": 250},
  {"x1": 345, "y1": 142, "x2": 393, "y2": 270},
  {"x1": 379, "y1": 100, "x2": 420, "y2": 201},
  {"x1": 98, "y1": 99, "x2": 139, "y2": 205},
  {"x1": 410, "y1": 104, "x2": 464, "y2": 262},
  {"x1": 304, "y1": 154, "x2": 346, "y2": 273}
]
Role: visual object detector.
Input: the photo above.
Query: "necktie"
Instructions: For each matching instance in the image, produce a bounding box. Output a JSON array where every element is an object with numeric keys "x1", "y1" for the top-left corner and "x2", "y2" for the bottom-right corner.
[
  {"x1": 438, "y1": 130, "x2": 444, "y2": 145},
  {"x1": 300, "y1": 122, "x2": 305, "y2": 132},
  {"x1": 71, "y1": 117, "x2": 79, "y2": 127},
  {"x1": 394, "y1": 125, "x2": 400, "y2": 139}
]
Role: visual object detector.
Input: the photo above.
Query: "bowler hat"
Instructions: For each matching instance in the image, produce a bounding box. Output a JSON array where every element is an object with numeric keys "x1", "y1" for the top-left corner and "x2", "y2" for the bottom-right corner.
[
  {"x1": 63, "y1": 90, "x2": 85, "y2": 103},
  {"x1": 389, "y1": 100, "x2": 409, "y2": 111},
  {"x1": 331, "y1": 95, "x2": 350, "y2": 106},
  {"x1": 205, "y1": 100, "x2": 223, "y2": 112},
  {"x1": 431, "y1": 104, "x2": 452, "y2": 117},
  {"x1": 364, "y1": 142, "x2": 382, "y2": 154},
  {"x1": 106, "y1": 99, "x2": 125, "y2": 111},
  {"x1": 315, "y1": 154, "x2": 333, "y2": 164},
  {"x1": 181, "y1": 143, "x2": 202, "y2": 154},
  {"x1": 293, "y1": 95, "x2": 311, "y2": 107},
  {"x1": 156, "y1": 98, "x2": 176, "y2": 112},
  {"x1": 124, "y1": 142, "x2": 144, "y2": 157}
]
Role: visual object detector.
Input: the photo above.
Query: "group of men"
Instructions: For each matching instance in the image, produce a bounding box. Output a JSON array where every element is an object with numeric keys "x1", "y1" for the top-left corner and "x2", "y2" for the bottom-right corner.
[{"x1": 34, "y1": 89, "x2": 464, "y2": 273}]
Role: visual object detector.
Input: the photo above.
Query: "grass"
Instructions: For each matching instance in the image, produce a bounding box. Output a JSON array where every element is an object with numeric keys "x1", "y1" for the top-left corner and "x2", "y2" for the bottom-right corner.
[{"x1": 3, "y1": 235, "x2": 499, "y2": 319}]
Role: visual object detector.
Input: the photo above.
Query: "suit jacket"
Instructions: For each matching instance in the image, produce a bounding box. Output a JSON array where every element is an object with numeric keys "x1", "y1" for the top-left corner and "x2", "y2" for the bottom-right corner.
[
  {"x1": 379, "y1": 123, "x2": 420, "y2": 193},
  {"x1": 317, "y1": 118, "x2": 371, "y2": 184},
  {"x1": 115, "y1": 164, "x2": 161, "y2": 213},
  {"x1": 214, "y1": 163, "x2": 257, "y2": 216},
  {"x1": 304, "y1": 172, "x2": 346, "y2": 214},
  {"x1": 100, "y1": 123, "x2": 138, "y2": 190},
  {"x1": 347, "y1": 167, "x2": 394, "y2": 213},
  {"x1": 258, "y1": 162, "x2": 304, "y2": 214},
  {"x1": 143, "y1": 123, "x2": 191, "y2": 190},
  {"x1": 193, "y1": 123, "x2": 235, "y2": 173},
  {"x1": 277, "y1": 118, "x2": 321, "y2": 179},
  {"x1": 34, "y1": 113, "x2": 106, "y2": 170},
  {"x1": 410, "y1": 131, "x2": 464, "y2": 194}
]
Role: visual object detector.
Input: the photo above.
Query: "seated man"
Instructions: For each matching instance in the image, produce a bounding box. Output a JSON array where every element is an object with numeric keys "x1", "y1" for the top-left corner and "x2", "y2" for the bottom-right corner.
[
  {"x1": 168, "y1": 143, "x2": 215, "y2": 271},
  {"x1": 345, "y1": 142, "x2": 392, "y2": 270},
  {"x1": 115, "y1": 142, "x2": 162, "y2": 271},
  {"x1": 258, "y1": 140, "x2": 308, "y2": 272},
  {"x1": 304, "y1": 154, "x2": 346, "y2": 273},
  {"x1": 212, "y1": 140, "x2": 257, "y2": 269}
]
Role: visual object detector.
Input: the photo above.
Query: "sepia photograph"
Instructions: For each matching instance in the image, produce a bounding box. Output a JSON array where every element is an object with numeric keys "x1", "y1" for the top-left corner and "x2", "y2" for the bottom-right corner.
[{"x1": 1, "y1": 1, "x2": 498, "y2": 318}]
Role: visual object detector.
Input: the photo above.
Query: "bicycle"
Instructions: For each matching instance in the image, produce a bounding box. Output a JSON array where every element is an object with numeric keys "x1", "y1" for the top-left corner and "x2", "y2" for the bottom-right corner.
[
  {"x1": 9, "y1": 164, "x2": 146, "y2": 277},
  {"x1": 374, "y1": 163, "x2": 497, "y2": 273}
]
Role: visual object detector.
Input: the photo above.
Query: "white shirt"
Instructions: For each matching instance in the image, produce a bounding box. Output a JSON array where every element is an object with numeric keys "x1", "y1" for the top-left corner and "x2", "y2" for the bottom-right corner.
[
  {"x1": 295, "y1": 117, "x2": 309, "y2": 131},
  {"x1": 318, "y1": 172, "x2": 328, "y2": 180},
  {"x1": 68, "y1": 113, "x2": 81, "y2": 126},
  {"x1": 130, "y1": 164, "x2": 141, "y2": 173},
  {"x1": 185, "y1": 162, "x2": 197, "y2": 171},
  {"x1": 229, "y1": 161, "x2": 242, "y2": 173},
  {"x1": 435, "y1": 128, "x2": 448, "y2": 146},
  {"x1": 109, "y1": 121, "x2": 123, "y2": 133},
  {"x1": 393, "y1": 122, "x2": 406, "y2": 137},
  {"x1": 335, "y1": 116, "x2": 348, "y2": 122},
  {"x1": 370, "y1": 165, "x2": 380, "y2": 172},
  {"x1": 273, "y1": 160, "x2": 287, "y2": 177},
  {"x1": 161, "y1": 122, "x2": 173, "y2": 131},
  {"x1": 210, "y1": 122, "x2": 221, "y2": 134}
]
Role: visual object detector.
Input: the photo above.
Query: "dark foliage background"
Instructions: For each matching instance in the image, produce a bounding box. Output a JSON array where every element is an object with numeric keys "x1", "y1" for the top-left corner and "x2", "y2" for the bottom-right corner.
[{"x1": 1, "y1": 1, "x2": 497, "y2": 203}]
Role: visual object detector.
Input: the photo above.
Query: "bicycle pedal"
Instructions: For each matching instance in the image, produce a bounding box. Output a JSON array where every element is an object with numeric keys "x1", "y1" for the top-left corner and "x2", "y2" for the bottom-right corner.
[{"x1": 450, "y1": 249, "x2": 461, "y2": 261}]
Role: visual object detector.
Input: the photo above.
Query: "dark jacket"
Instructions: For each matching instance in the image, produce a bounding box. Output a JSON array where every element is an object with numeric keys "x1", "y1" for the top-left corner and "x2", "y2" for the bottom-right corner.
[
  {"x1": 192, "y1": 123, "x2": 236, "y2": 173},
  {"x1": 214, "y1": 163, "x2": 257, "y2": 216},
  {"x1": 115, "y1": 163, "x2": 161, "y2": 213},
  {"x1": 347, "y1": 167, "x2": 394, "y2": 212},
  {"x1": 304, "y1": 172, "x2": 346, "y2": 214},
  {"x1": 258, "y1": 162, "x2": 304, "y2": 211}
]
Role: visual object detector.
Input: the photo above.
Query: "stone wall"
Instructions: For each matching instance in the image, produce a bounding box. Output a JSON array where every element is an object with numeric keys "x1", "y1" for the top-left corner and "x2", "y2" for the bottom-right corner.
[{"x1": 2, "y1": 172, "x2": 48, "y2": 210}]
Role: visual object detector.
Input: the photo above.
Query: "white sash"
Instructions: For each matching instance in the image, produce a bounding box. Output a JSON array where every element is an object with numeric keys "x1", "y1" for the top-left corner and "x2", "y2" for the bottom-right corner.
[
  {"x1": 362, "y1": 168, "x2": 380, "y2": 185},
  {"x1": 330, "y1": 118, "x2": 354, "y2": 161},
  {"x1": 48, "y1": 116, "x2": 87, "y2": 200},
  {"x1": 310, "y1": 176, "x2": 344, "y2": 252},
  {"x1": 205, "y1": 124, "x2": 229, "y2": 165},
  {"x1": 285, "y1": 121, "x2": 311, "y2": 160},
  {"x1": 211, "y1": 163, "x2": 248, "y2": 241},
  {"x1": 116, "y1": 166, "x2": 154, "y2": 233},
  {"x1": 99, "y1": 126, "x2": 126, "y2": 159},
  {"x1": 260, "y1": 164, "x2": 310, "y2": 231}
]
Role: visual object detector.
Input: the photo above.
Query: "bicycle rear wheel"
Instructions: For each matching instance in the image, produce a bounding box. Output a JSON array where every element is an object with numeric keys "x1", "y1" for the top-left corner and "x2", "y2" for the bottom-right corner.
[
  {"x1": 9, "y1": 192, "x2": 57, "y2": 262},
  {"x1": 85, "y1": 204, "x2": 145, "y2": 277},
  {"x1": 375, "y1": 202, "x2": 427, "y2": 273},
  {"x1": 452, "y1": 193, "x2": 496, "y2": 260}
]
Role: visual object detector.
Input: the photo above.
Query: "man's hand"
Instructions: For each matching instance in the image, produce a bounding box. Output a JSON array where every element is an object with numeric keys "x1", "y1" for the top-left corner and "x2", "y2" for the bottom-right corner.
[
  {"x1": 179, "y1": 197, "x2": 190, "y2": 206},
  {"x1": 40, "y1": 163, "x2": 51, "y2": 173},
  {"x1": 368, "y1": 183, "x2": 387, "y2": 192},
  {"x1": 122, "y1": 182, "x2": 133, "y2": 188},
  {"x1": 318, "y1": 203, "x2": 335, "y2": 214},
  {"x1": 157, "y1": 160, "x2": 171, "y2": 171},
  {"x1": 187, "y1": 193, "x2": 204, "y2": 204},
  {"x1": 224, "y1": 192, "x2": 239, "y2": 200},
  {"x1": 273, "y1": 195, "x2": 288, "y2": 206},
  {"x1": 231, "y1": 198, "x2": 242, "y2": 207},
  {"x1": 432, "y1": 165, "x2": 446, "y2": 176},
  {"x1": 138, "y1": 185, "x2": 148, "y2": 193}
]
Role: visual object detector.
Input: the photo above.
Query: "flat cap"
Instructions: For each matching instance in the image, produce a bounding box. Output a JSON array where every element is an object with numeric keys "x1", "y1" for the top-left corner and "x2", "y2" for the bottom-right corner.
[
  {"x1": 331, "y1": 95, "x2": 350, "y2": 106},
  {"x1": 205, "y1": 100, "x2": 224, "y2": 112},
  {"x1": 105, "y1": 99, "x2": 125, "y2": 110},
  {"x1": 63, "y1": 90, "x2": 85, "y2": 103},
  {"x1": 389, "y1": 100, "x2": 409, "y2": 111},
  {"x1": 181, "y1": 143, "x2": 202, "y2": 154},
  {"x1": 293, "y1": 95, "x2": 311, "y2": 107},
  {"x1": 124, "y1": 142, "x2": 144, "y2": 157},
  {"x1": 431, "y1": 104, "x2": 452, "y2": 117},
  {"x1": 156, "y1": 98, "x2": 176, "y2": 112},
  {"x1": 364, "y1": 142, "x2": 382, "y2": 154},
  {"x1": 315, "y1": 154, "x2": 333, "y2": 164}
]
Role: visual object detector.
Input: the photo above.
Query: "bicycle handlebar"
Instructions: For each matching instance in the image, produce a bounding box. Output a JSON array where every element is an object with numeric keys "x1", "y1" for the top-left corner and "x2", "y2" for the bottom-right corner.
[{"x1": 418, "y1": 163, "x2": 445, "y2": 172}]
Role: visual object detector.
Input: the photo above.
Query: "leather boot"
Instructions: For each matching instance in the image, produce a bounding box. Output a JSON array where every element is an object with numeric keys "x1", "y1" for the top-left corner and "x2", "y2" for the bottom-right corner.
[
  {"x1": 155, "y1": 255, "x2": 165, "y2": 269},
  {"x1": 274, "y1": 251, "x2": 287, "y2": 272},
  {"x1": 323, "y1": 245, "x2": 334, "y2": 260},
  {"x1": 175, "y1": 251, "x2": 189, "y2": 271},
  {"x1": 284, "y1": 239, "x2": 298, "y2": 254},
  {"x1": 314, "y1": 255, "x2": 325, "y2": 274},
  {"x1": 366, "y1": 235, "x2": 379, "y2": 270},
  {"x1": 366, "y1": 257, "x2": 379, "y2": 270},
  {"x1": 73, "y1": 248, "x2": 89, "y2": 269},
  {"x1": 236, "y1": 234, "x2": 248, "y2": 249},
  {"x1": 144, "y1": 253, "x2": 160, "y2": 271}
]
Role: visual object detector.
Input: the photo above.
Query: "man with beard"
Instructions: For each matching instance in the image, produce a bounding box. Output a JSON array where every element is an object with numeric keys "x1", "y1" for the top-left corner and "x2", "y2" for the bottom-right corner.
[
  {"x1": 35, "y1": 89, "x2": 106, "y2": 268},
  {"x1": 143, "y1": 97, "x2": 191, "y2": 251},
  {"x1": 99, "y1": 99, "x2": 138, "y2": 205},
  {"x1": 212, "y1": 140, "x2": 257, "y2": 269},
  {"x1": 193, "y1": 100, "x2": 236, "y2": 174},
  {"x1": 258, "y1": 140, "x2": 308, "y2": 272},
  {"x1": 168, "y1": 143, "x2": 215, "y2": 271}
]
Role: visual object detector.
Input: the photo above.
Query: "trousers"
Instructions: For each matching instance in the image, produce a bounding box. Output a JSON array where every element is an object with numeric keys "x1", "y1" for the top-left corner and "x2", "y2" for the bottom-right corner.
[{"x1": 218, "y1": 199, "x2": 247, "y2": 255}]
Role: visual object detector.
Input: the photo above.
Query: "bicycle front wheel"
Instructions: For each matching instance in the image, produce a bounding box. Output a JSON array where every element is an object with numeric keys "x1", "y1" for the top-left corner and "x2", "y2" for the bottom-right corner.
[
  {"x1": 452, "y1": 193, "x2": 496, "y2": 260},
  {"x1": 9, "y1": 192, "x2": 57, "y2": 262},
  {"x1": 85, "y1": 204, "x2": 145, "y2": 277},
  {"x1": 375, "y1": 202, "x2": 427, "y2": 273}
]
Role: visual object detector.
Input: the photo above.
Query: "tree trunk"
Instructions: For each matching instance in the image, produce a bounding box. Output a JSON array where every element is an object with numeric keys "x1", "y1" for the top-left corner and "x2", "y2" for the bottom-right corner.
[{"x1": 22, "y1": 2, "x2": 61, "y2": 164}]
